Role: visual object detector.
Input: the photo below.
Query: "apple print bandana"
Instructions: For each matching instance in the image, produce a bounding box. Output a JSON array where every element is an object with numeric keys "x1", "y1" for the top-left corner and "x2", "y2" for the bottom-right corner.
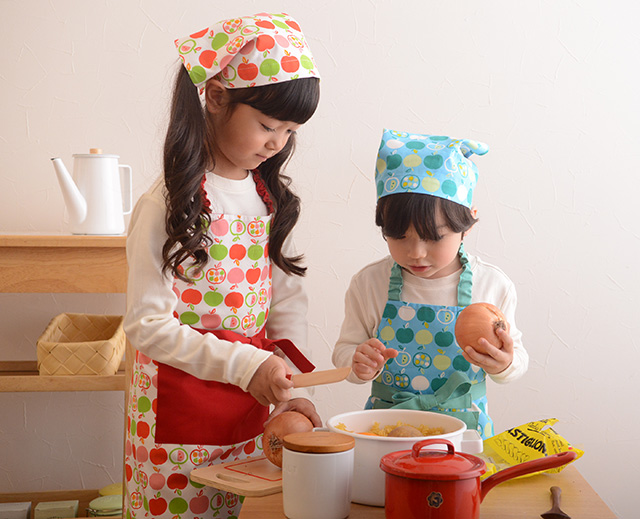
[
  {"x1": 375, "y1": 129, "x2": 489, "y2": 208},
  {"x1": 175, "y1": 12, "x2": 320, "y2": 90}
]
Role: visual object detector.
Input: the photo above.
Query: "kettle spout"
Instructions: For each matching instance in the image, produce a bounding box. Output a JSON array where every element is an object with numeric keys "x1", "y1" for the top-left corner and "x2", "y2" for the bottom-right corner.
[{"x1": 51, "y1": 157, "x2": 87, "y2": 225}]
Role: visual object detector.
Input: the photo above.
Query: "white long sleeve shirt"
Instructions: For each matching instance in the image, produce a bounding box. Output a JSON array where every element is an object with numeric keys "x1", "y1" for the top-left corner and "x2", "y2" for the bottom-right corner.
[
  {"x1": 124, "y1": 172, "x2": 309, "y2": 391},
  {"x1": 332, "y1": 254, "x2": 528, "y2": 385}
]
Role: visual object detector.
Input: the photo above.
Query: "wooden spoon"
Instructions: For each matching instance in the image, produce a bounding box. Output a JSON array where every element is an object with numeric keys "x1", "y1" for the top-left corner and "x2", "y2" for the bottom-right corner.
[
  {"x1": 541, "y1": 486, "x2": 571, "y2": 519},
  {"x1": 289, "y1": 367, "x2": 351, "y2": 388}
]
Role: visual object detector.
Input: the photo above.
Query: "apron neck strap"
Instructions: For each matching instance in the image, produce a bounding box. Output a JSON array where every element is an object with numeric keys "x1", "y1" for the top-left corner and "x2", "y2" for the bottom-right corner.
[
  {"x1": 457, "y1": 243, "x2": 473, "y2": 307},
  {"x1": 251, "y1": 170, "x2": 274, "y2": 215},
  {"x1": 388, "y1": 262, "x2": 404, "y2": 301},
  {"x1": 387, "y1": 243, "x2": 473, "y2": 307}
]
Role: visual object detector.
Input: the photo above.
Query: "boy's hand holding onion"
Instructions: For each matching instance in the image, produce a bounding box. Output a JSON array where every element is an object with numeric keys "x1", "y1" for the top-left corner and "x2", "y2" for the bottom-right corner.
[{"x1": 455, "y1": 303, "x2": 514, "y2": 375}]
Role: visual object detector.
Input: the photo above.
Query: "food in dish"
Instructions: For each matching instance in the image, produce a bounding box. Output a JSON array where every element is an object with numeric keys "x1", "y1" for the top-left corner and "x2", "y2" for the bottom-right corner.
[{"x1": 335, "y1": 420, "x2": 444, "y2": 437}]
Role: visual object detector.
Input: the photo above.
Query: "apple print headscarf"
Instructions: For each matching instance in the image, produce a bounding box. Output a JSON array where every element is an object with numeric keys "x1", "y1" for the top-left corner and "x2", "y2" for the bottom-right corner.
[
  {"x1": 175, "y1": 12, "x2": 320, "y2": 90},
  {"x1": 375, "y1": 129, "x2": 489, "y2": 208}
]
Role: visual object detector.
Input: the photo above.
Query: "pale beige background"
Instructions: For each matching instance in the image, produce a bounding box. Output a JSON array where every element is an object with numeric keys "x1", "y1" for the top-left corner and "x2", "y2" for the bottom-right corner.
[{"x1": 1, "y1": 1, "x2": 637, "y2": 517}]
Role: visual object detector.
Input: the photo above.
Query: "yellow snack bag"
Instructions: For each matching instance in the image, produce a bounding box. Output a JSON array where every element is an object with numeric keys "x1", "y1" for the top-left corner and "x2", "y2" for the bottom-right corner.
[{"x1": 478, "y1": 418, "x2": 584, "y2": 480}]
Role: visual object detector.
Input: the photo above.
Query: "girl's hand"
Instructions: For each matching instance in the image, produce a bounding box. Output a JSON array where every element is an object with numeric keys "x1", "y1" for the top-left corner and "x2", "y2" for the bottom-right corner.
[
  {"x1": 461, "y1": 327, "x2": 513, "y2": 374},
  {"x1": 352, "y1": 338, "x2": 398, "y2": 381},
  {"x1": 247, "y1": 355, "x2": 294, "y2": 406},
  {"x1": 265, "y1": 398, "x2": 322, "y2": 428}
]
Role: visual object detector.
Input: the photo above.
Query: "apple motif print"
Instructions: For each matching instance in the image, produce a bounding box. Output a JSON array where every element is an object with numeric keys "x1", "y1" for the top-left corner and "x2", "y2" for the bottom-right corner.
[
  {"x1": 148, "y1": 495, "x2": 168, "y2": 515},
  {"x1": 226, "y1": 36, "x2": 244, "y2": 55},
  {"x1": 130, "y1": 491, "x2": 143, "y2": 509},
  {"x1": 203, "y1": 290, "x2": 223, "y2": 307},
  {"x1": 224, "y1": 291, "x2": 243, "y2": 310},
  {"x1": 201, "y1": 312, "x2": 222, "y2": 329},
  {"x1": 169, "y1": 447, "x2": 188, "y2": 466},
  {"x1": 168, "y1": 497, "x2": 188, "y2": 515},
  {"x1": 149, "y1": 472, "x2": 165, "y2": 490},
  {"x1": 181, "y1": 288, "x2": 202, "y2": 308},
  {"x1": 227, "y1": 267, "x2": 245, "y2": 285},
  {"x1": 167, "y1": 473, "x2": 189, "y2": 495},
  {"x1": 230, "y1": 219, "x2": 246, "y2": 237},
  {"x1": 242, "y1": 313, "x2": 256, "y2": 331},
  {"x1": 222, "y1": 315, "x2": 241, "y2": 331},
  {"x1": 256, "y1": 34, "x2": 275, "y2": 54},
  {"x1": 435, "y1": 330, "x2": 454, "y2": 347},
  {"x1": 229, "y1": 244, "x2": 246, "y2": 263},
  {"x1": 206, "y1": 264, "x2": 226, "y2": 284},
  {"x1": 211, "y1": 217, "x2": 229, "y2": 236},
  {"x1": 190, "y1": 446, "x2": 209, "y2": 465},
  {"x1": 248, "y1": 242, "x2": 264, "y2": 261},
  {"x1": 189, "y1": 490, "x2": 209, "y2": 514},
  {"x1": 248, "y1": 218, "x2": 265, "y2": 237},
  {"x1": 396, "y1": 327, "x2": 415, "y2": 344},
  {"x1": 150, "y1": 447, "x2": 168, "y2": 465},
  {"x1": 238, "y1": 57, "x2": 259, "y2": 81},
  {"x1": 246, "y1": 265, "x2": 261, "y2": 284},
  {"x1": 245, "y1": 291, "x2": 258, "y2": 307},
  {"x1": 222, "y1": 18, "x2": 242, "y2": 34}
]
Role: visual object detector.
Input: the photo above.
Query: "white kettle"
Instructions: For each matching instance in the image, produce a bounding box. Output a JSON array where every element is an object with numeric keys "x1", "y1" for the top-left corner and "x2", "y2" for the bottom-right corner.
[{"x1": 51, "y1": 148, "x2": 133, "y2": 235}]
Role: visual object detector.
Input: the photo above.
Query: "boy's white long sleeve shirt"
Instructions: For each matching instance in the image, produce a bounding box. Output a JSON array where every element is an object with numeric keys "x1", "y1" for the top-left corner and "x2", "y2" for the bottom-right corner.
[
  {"x1": 124, "y1": 173, "x2": 310, "y2": 391},
  {"x1": 332, "y1": 254, "x2": 528, "y2": 385}
]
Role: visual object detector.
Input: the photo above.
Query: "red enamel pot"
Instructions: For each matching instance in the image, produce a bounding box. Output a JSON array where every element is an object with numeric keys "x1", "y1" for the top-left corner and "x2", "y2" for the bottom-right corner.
[{"x1": 380, "y1": 438, "x2": 577, "y2": 519}]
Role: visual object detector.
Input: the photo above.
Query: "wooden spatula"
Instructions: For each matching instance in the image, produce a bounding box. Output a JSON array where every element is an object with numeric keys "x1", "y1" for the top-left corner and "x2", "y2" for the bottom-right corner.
[
  {"x1": 541, "y1": 486, "x2": 571, "y2": 519},
  {"x1": 289, "y1": 367, "x2": 351, "y2": 388}
]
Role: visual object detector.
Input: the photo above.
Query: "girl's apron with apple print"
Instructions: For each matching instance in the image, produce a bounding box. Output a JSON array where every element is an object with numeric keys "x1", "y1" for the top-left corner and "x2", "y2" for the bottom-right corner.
[
  {"x1": 124, "y1": 172, "x2": 314, "y2": 519},
  {"x1": 366, "y1": 245, "x2": 494, "y2": 439}
]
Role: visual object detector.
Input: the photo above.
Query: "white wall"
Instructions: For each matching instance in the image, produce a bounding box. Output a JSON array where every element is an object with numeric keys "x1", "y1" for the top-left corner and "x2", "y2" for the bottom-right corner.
[{"x1": 1, "y1": 1, "x2": 637, "y2": 517}]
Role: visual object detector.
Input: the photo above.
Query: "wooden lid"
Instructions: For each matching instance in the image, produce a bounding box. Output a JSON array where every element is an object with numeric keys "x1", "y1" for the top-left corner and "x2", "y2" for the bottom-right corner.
[
  {"x1": 90, "y1": 148, "x2": 103, "y2": 154},
  {"x1": 282, "y1": 431, "x2": 355, "y2": 453}
]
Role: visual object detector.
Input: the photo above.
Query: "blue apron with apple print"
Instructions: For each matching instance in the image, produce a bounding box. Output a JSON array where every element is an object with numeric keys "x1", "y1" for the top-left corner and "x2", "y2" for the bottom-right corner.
[{"x1": 366, "y1": 245, "x2": 493, "y2": 439}]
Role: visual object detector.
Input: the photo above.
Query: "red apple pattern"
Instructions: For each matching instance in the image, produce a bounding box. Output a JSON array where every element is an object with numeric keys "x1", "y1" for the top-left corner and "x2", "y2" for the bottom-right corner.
[
  {"x1": 173, "y1": 214, "x2": 272, "y2": 337},
  {"x1": 175, "y1": 13, "x2": 319, "y2": 89},
  {"x1": 125, "y1": 181, "x2": 280, "y2": 517},
  {"x1": 125, "y1": 343, "x2": 263, "y2": 518}
]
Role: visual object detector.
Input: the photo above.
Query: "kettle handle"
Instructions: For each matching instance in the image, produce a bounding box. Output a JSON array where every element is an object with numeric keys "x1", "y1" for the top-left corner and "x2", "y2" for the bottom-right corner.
[
  {"x1": 480, "y1": 450, "x2": 577, "y2": 501},
  {"x1": 119, "y1": 165, "x2": 133, "y2": 215}
]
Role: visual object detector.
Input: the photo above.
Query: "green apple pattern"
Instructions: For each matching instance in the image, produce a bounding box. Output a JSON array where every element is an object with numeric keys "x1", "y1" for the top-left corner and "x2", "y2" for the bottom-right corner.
[
  {"x1": 173, "y1": 214, "x2": 272, "y2": 337},
  {"x1": 375, "y1": 128, "x2": 489, "y2": 208},
  {"x1": 175, "y1": 12, "x2": 320, "y2": 90}
]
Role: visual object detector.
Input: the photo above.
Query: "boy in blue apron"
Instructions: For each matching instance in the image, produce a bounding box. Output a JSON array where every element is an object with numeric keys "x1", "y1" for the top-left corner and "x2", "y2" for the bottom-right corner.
[{"x1": 332, "y1": 129, "x2": 529, "y2": 438}]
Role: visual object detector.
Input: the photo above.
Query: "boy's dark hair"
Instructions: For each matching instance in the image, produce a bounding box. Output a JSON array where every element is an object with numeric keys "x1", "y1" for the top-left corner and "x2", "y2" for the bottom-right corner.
[
  {"x1": 162, "y1": 65, "x2": 320, "y2": 282},
  {"x1": 375, "y1": 193, "x2": 477, "y2": 241}
]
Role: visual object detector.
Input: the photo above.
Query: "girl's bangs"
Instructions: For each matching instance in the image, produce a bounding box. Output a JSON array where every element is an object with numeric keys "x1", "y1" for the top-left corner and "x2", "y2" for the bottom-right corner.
[{"x1": 232, "y1": 77, "x2": 320, "y2": 124}]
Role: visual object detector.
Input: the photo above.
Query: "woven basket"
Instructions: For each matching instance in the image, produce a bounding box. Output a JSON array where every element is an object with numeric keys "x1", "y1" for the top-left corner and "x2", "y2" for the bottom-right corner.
[{"x1": 37, "y1": 313, "x2": 125, "y2": 376}]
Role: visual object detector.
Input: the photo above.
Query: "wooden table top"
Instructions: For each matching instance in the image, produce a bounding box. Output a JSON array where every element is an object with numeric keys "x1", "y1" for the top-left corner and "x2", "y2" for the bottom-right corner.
[{"x1": 238, "y1": 465, "x2": 616, "y2": 519}]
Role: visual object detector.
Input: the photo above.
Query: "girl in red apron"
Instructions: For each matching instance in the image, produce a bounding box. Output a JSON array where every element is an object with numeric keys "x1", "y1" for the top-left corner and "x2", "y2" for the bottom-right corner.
[
  {"x1": 332, "y1": 129, "x2": 529, "y2": 439},
  {"x1": 123, "y1": 13, "x2": 320, "y2": 519}
]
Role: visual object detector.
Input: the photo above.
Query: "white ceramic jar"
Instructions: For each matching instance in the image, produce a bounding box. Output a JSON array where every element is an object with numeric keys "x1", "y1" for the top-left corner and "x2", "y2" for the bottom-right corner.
[{"x1": 282, "y1": 431, "x2": 355, "y2": 519}]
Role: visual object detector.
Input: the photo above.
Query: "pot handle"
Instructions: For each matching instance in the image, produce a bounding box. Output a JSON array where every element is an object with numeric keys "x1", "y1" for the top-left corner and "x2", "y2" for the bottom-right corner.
[
  {"x1": 480, "y1": 450, "x2": 578, "y2": 501},
  {"x1": 412, "y1": 439, "x2": 456, "y2": 459}
]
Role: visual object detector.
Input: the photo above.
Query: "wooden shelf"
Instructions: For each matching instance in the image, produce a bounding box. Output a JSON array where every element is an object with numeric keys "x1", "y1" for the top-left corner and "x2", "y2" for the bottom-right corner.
[
  {"x1": 0, "y1": 234, "x2": 127, "y2": 293},
  {"x1": 0, "y1": 234, "x2": 129, "y2": 506},
  {"x1": 0, "y1": 361, "x2": 126, "y2": 392}
]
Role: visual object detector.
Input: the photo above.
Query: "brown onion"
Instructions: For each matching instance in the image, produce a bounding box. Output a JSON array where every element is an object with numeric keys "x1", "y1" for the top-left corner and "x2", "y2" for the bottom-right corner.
[
  {"x1": 455, "y1": 302, "x2": 510, "y2": 354},
  {"x1": 263, "y1": 411, "x2": 313, "y2": 467}
]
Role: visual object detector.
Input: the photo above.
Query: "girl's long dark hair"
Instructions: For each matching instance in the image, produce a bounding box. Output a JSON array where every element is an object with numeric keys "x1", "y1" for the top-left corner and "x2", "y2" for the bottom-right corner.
[
  {"x1": 162, "y1": 65, "x2": 320, "y2": 281},
  {"x1": 376, "y1": 193, "x2": 478, "y2": 241}
]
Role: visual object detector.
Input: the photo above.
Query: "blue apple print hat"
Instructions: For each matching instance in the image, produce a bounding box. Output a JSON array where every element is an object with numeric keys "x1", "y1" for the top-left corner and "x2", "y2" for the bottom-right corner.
[{"x1": 375, "y1": 129, "x2": 489, "y2": 208}]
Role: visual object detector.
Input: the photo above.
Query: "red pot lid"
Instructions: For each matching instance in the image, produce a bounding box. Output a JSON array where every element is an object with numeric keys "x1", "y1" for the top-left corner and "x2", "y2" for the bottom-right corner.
[{"x1": 380, "y1": 439, "x2": 486, "y2": 481}]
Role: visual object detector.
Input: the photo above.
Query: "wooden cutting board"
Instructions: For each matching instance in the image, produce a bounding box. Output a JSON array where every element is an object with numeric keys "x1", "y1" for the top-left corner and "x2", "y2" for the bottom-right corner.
[{"x1": 190, "y1": 455, "x2": 282, "y2": 497}]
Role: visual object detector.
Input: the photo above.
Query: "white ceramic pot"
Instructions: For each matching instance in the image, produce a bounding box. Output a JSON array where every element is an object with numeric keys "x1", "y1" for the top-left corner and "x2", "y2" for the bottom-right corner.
[
  {"x1": 326, "y1": 409, "x2": 483, "y2": 507},
  {"x1": 282, "y1": 431, "x2": 355, "y2": 519}
]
